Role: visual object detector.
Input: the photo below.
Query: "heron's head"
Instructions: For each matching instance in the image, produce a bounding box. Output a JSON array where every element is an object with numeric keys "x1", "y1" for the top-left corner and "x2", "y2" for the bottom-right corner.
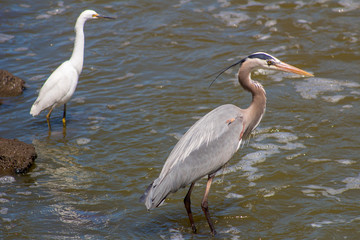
[
  {"x1": 244, "y1": 52, "x2": 313, "y2": 76},
  {"x1": 210, "y1": 52, "x2": 313, "y2": 86}
]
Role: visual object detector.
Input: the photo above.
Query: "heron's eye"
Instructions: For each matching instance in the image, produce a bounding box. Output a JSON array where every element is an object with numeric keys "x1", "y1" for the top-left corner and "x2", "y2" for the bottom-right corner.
[{"x1": 266, "y1": 60, "x2": 273, "y2": 66}]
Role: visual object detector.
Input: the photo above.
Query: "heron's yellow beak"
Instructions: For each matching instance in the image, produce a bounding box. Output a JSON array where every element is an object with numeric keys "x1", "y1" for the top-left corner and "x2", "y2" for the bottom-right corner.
[{"x1": 275, "y1": 62, "x2": 313, "y2": 77}]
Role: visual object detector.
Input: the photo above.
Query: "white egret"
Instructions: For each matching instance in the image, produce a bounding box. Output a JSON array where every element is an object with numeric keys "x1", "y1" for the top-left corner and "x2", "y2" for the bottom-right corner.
[{"x1": 30, "y1": 10, "x2": 114, "y2": 130}]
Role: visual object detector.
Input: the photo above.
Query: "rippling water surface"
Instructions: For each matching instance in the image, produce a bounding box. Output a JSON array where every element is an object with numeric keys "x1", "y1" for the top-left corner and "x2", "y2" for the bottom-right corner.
[{"x1": 1, "y1": 0, "x2": 360, "y2": 239}]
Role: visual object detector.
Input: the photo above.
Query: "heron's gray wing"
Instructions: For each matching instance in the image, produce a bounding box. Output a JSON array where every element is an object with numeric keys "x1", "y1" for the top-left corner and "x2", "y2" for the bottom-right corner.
[
  {"x1": 143, "y1": 104, "x2": 244, "y2": 209},
  {"x1": 160, "y1": 103, "x2": 244, "y2": 184}
]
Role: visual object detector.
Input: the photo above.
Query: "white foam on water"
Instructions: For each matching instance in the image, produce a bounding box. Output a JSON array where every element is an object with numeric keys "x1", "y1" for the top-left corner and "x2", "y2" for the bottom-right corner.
[
  {"x1": 271, "y1": 45, "x2": 287, "y2": 53},
  {"x1": 2, "y1": 217, "x2": 11, "y2": 222},
  {"x1": 286, "y1": 152, "x2": 303, "y2": 160},
  {"x1": 36, "y1": 14, "x2": 51, "y2": 20},
  {"x1": 115, "y1": 72, "x2": 135, "y2": 81},
  {"x1": 71, "y1": 97, "x2": 85, "y2": 104},
  {"x1": 255, "y1": 131, "x2": 298, "y2": 143},
  {"x1": 223, "y1": 184, "x2": 237, "y2": 192},
  {"x1": 321, "y1": 95, "x2": 346, "y2": 103},
  {"x1": 295, "y1": 77, "x2": 360, "y2": 100},
  {"x1": 88, "y1": 116, "x2": 106, "y2": 121},
  {"x1": 342, "y1": 174, "x2": 360, "y2": 189},
  {"x1": 168, "y1": 228, "x2": 185, "y2": 240},
  {"x1": 311, "y1": 215, "x2": 360, "y2": 229},
  {"x1": 224, "y1": 150, "x2": 272, "y2": 182},
  {"x1": 220, "y1": 226, "x2": 242, "y2": 239},
  {"x1": 303, "y1": 173, "x2": 360, "y2": 199},
  {"x1": 0, "y1": 176, "x2": 15, "y2": 184},
  {"x1": 264, "y1": 3, "x2": 280, "y2": 10},
  {"x1": 333, "y1": 0, "x2": 360, "y2": 12},
  {"x1": 253, "y1": 34, "x2": 271, "y2": 41},
  {"x1": 335, "y1": 159, "x2": 356, "y2": 165},
  {"x1": 213, "y1": 11, "x2": 250, "y2": 27},
  {"x1": 311, "y1": 220, "x2": 335, "y2": 228},
  {"x1": 294, "y1": 1, "x2": 306, "y2": 9},
  {"x1": 0, "y1": 33, "x2": 14, "y2": 43},
  {"x1": 14, "y1": 47, "x2": 28, "y2": 52},
  {"x1": 280, "y1": 142, "x2": 306, "y2": 150},
  {"x1": 263, "y1": 191, "x2": 275, "y2": 198},
  {"x1": 47, "y1": 8, "x2": 66, "y2": 16},
  {"x1": 308, "y1": 158, "x2": 356, "y2": 165},
  {"x1": 308, "y1": 158, "x2": 331, "y2": 163},
  {"x1": 173, "y1": 0, "x2": 191, "y2": 8},
  {"x1": 245, "y1": 0, "x2": 263, "y2": 7},
  {"x1": 0, "y1": 207, "x2": 8, "y2": 215},
  {"x1": 16, "y1": 191, "x2": 32, "y2": 196},
  {"x1": 342, "y1": 104, "x2": 353, "y2": 109},
  {"x1": 265, "y1": 20, "x2": 277, "y2": 27},
  {"x1": 0, "y1": 198, "x2": 9, "y2": 203},
  {"x1": 90, "y1": 125, "x2": 100, "y2": 130},
  {"x1": 29, "y1": 75, "x2": 46, "y2": 82},
  {"x1": 223, "y1": 128, "x2": 303, "y2": 186},
  {"x1": 225, "y1": 193, "x2": 245, "y2": 199},
  {"x1": 76, "y1": 138, "x2": 91, "y2": 145},
  {"x1": 218, "y1": 0, "x2": 231, "y2": 8},
  {"x1": 168, "y1": 132, "x2": 183, "y2": 141}
]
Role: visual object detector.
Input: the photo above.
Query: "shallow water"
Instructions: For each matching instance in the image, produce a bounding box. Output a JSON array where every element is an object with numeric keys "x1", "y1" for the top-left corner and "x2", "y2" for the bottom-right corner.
[{"x1": 1, "y1": 0, "x2": 360, "y2": 239}]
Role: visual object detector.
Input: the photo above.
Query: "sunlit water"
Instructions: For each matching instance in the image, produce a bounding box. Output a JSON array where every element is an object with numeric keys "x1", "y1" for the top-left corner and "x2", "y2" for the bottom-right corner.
[{"x1": 1, "y1": 0, "x2": 360, "y2": 239}]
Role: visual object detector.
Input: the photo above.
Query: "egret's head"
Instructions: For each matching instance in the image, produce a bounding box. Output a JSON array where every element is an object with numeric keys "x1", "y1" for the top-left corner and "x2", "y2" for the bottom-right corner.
[{"x1": 81, "y1": 9, "x2": 115, "y2": 20}]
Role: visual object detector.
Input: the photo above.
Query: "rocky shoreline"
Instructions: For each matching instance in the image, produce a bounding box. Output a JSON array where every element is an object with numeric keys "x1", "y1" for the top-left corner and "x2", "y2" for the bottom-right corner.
[
  {"x1": 1, "y1": 70, "x2": 37, "y2": 175},
  {"x1": 0, "y1": 138, "x2": 37, "y2": 175},
  {"x1": 0, "y1": 69, "x2": 26, "y2": 97}
]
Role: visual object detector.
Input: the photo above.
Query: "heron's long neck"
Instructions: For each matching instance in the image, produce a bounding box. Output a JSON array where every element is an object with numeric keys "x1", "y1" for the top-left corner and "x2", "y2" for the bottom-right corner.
[
  {"x1": 238, "y1": 69, "x2": 267, "y2": 137},
  {"x1": 69, "y1": 18, "x2": 85, "y2": 74}
]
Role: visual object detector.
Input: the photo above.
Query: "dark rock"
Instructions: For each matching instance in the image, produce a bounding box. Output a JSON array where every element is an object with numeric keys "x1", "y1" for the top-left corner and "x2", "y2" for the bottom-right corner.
[
  {"x1": 0, "y1": 138, "x2": 37, "y2": 175},
  {"x1": 0, "y1": 69, "x2": 26, "y2": 97}
]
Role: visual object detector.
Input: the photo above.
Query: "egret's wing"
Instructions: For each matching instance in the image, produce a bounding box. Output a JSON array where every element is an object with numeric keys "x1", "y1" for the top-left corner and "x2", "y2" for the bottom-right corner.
[{"x1": 31, "y1": 61, "x2": 78, "y2": 114}]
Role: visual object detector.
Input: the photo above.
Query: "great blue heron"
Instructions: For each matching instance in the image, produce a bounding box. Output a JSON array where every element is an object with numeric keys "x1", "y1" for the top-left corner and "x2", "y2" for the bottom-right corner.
[
  {"x1": 30, "y1": 10, "x2": 114, "y2": 130},
  {"x1": 141, "y1": 52, "x2": 313, "y2": 235}
]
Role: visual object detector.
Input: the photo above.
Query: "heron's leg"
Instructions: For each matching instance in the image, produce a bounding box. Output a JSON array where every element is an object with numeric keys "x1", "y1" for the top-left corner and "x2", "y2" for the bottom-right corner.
[
  {"x1": 62, "y1": 104, "x2": 67, "y2": 127},
  {"x1": 184, "y1": 182, "x2": 197, "y2": 233},
  {"x1": 46, "y1": 107, "x2": 54, "y2": 131},
  {"x1": 201, "y1": 175, "x2": 216, "y2": 235}
]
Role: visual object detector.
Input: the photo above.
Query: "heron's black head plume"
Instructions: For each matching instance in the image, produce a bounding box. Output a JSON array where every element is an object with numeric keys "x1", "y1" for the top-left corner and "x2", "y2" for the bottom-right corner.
[
  {"x1": 208, "y1": 58, "x2": 246, "y2": 88},
  {"x1": 247, "y1": 52, "x2": 275, "y2": 61}
]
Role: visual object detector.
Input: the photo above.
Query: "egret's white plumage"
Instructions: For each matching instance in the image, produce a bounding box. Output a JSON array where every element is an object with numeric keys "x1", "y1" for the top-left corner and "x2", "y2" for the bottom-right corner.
[{"x1": 30, "y1": 10, "x2": 113, "y2": 129}]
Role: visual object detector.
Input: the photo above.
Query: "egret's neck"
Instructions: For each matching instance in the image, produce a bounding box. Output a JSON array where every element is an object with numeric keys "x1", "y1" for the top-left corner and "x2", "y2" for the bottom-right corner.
[
  {"x1": 69, "y1": 18, "x2": 86, "y2": 74},
  {"x1": 238, "y1": 69, "x2": 267, "y2": 137}
]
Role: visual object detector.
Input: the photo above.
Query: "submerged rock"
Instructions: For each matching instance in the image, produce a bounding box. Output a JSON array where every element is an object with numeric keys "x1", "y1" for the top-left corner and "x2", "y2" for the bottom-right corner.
[
  {"x1": 0, "y1": 138, "x2": 37, "y2": 175},
  {"x1": 0, "y1": 70, "x2": 26, "y2": 97}
]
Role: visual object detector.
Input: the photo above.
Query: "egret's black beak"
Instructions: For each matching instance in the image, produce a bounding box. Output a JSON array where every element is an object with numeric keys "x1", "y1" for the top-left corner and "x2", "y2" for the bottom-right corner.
[
  {"x1": 98, "y1": 15, "x2": 116, "y2": 20},
  {"x1": 93, "y1": 14, "x2": 115, "y2": 20}
]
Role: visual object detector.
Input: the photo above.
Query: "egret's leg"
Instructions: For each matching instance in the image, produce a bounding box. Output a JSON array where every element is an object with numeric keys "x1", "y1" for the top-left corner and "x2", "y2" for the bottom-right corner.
[
  {"x1": 46, "y1": 107, "x2": 54, "y2": 131},
  {"x1": 62, "y1": 104, "x2": 66, "y2": 127},
  {"x1": 184, "y1": 182, "x2": 197, "y2": 233},
  {"x1": 201, "y1": 175, "x2": 216, "y2": 235}
]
